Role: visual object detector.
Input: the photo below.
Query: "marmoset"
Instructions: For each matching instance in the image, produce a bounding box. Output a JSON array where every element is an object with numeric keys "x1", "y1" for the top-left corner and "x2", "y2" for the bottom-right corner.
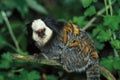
[{"x1": 27, "y1": 18, "x2": 100, "y2": 80}]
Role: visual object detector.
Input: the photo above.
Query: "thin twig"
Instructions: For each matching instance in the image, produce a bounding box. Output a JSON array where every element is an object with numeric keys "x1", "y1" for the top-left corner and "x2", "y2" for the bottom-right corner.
[
  {"x1": 108, "y1": 0, "x2": 113, "y2": 16},
  {"x1": 104, "y1": 0, "x2": 109, "y2": 15},
  {"x1": 106, "y1": 0, "x2": 119, "y2": 57},
  {"x1": 11, "y1": 54, "x2": 116, "y2": 80},
  {"x1": 1, "y1": 11, "x2": 20, "y2": 52},
  {"x1": 109, "y1": 0, "x2": 119, "y2": 57},
  {"x1": 112, "y1": 29, "x2": 119, "y2": 57}
]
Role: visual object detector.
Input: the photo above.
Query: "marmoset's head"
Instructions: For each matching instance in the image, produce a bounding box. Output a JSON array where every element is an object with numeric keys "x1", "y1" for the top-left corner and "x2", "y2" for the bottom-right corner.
[
  {"x1": 27, "y1": 18, "x2": 64, "y2": 47},
  {"x1": 31, "y1": 19, "x2": 53, "y2": 47}
]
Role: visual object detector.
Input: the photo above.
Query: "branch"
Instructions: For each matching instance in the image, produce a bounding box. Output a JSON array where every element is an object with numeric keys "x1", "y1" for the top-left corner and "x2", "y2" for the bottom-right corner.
[
  {"x1": 11, "y1": 54, "x2": 116, "y2": 80},
  {"x1": 11, "y1": 54, "x2": 61, "y2": 66},
  {"x1": 100, "y1": 65, "x2": 116, "y2": 80}
]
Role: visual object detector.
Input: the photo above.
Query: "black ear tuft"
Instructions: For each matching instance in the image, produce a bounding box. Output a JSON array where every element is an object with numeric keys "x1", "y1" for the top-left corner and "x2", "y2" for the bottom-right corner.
[
  {"x1": 26, "y1": 22, "x2": 32, "y2": 38},
  {"x1": 42, "y1": 17, "x2": 65, "y2": 34},
  {"x1": 26, "y1": 22, "x2": 41, "y2": 54}
]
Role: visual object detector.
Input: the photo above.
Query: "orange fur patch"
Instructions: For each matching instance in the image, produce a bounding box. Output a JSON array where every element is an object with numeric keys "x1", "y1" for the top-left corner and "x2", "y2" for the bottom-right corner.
[
  {"x1": 72, "y1": 24, "x2": 79, "y2": 35},
  {"x1": 66, "y1": 23, "x2": 72, "y2": 33},
  {"x1": 84, "y1": 47, "x2": 89, "y2": 55},
  {"x1": 63, "y1": 28, "x2": 67, "y2": 44},
  {"x1": 69, "y1": 40, "x2": 79, "y2": 47},
  {"x1": 62, "y1": 23, "x2": 73, "y2": 44},
  {"x1": 91, "y1": 51, "x2": 99, "y2": 58}
]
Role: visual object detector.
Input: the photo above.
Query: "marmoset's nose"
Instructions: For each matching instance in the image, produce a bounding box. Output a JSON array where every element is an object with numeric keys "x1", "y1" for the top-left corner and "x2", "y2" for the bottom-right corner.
[{"x1": 35, "y1": 28, "x2": 46, "y2": 38}]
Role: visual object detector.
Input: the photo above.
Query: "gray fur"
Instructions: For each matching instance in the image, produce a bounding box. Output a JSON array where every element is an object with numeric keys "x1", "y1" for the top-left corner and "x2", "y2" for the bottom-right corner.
[
  {"x1": 33, "y1": 23, "x2": 100, "y2": 79},
  {"x1": 36, "y1": 29, "x2": 98, "y2": 73}
]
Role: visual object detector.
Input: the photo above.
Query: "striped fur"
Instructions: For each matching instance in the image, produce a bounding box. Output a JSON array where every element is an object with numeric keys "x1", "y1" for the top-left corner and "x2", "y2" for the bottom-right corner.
[{"x1": 31, "y1": 19, "x2": 100, "y2": 80}]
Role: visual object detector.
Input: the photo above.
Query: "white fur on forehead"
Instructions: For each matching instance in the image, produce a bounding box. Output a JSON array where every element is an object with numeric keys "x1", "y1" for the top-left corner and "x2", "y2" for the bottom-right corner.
[
  {"x1": 32, "y1": 19, "x2": 53, "y2": 46},
  {"x1": 32, "y1": 19, "x2": 47, "y2": 31}
]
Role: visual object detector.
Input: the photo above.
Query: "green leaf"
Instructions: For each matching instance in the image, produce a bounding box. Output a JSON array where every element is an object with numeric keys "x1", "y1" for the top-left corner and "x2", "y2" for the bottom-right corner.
[
  {"x1": 20, "y1": 70, "x2": 40, "y2": 80},
  {"x1": 103, "y1": 15, "x2": 120, "y2": 31},
  {"x1": 0, "y1": 53, "x2": 12, "y2": 69},
  {"x1": 92, "y1": 26, "x2": 102, "y2": 37},
  {"x1": 0, "y1": 75, "x2": 4, "y2": 80},
  {"x1": 48, "y1": 75, "x2": 56, "y2": 80},
  {"x1": 84, "y1": 6, "x2": 96, "y2": 16},
  {"x1": 100, "y1": 56, "x2": 114, "y2": 72},
  {"x1": 110, "y1": 40, "x2": 120, "y2": 49},
  {"x1": 20, "y1": 71, "x2": 28, "y2": 80},
  {"x1": 27, "y1": 71, "x2": 40, "y2": 80},
  {"x1": 113, "y1": 57, "x2": 120, "y2": 70},
  {"x1": 101, "y1": 56, "x2": 120, "y2": 71},
  {"x1": 94, "y1": 39, "x2": 105, "y2": 50},
  {"x1": 72, "y1": 16, "x2": 87, "y2": 27},
  {"x1": 81, "y1": 0, "x2": 93, "y2": 8},
  {"x1": 97, "y1": 30, "x2": 112, "y2": 42},
  {"x1": 26, "y1": 0, "x2": 48, "y2": 14},
  {"x1": 0, "y1": 60, "x2": 10, "y2": 69},
  {"x1": 1, "y1": 52, "x2": 12, "y2": 61}
]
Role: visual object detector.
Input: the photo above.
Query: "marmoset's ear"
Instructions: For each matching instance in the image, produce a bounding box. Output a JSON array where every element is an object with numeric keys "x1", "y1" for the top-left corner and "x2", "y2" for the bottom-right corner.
[{"x1": 26, "y1": 22, "x2": 32, "y2": 38}]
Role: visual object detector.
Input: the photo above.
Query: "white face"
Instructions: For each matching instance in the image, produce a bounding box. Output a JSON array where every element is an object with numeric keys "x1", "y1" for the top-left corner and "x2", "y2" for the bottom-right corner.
[{"x1": 31, "y1": 19, "x2": 53, "y2": 47}]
